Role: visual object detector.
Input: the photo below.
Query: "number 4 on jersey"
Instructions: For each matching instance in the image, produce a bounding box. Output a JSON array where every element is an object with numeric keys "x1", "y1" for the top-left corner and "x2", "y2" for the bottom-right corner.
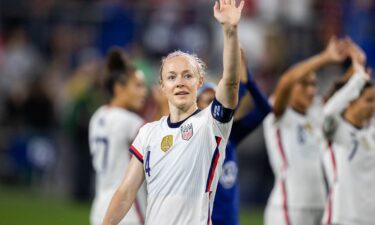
[
  {"x1": 145, "y1": 150, "x2": 151, "y2": 177},
  {"x1": 92, "y1": 137, "x2": 109, "y2": 173}
]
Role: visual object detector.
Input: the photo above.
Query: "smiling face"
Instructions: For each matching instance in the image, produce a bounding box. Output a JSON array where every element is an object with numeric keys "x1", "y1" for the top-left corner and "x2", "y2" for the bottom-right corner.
[{"x1": 160, "y1": 55, "x2": 204, "y2": 111}]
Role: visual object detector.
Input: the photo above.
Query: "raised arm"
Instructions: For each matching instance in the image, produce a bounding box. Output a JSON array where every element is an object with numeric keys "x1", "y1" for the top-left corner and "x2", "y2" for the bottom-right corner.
[
  {"x1": 324, "y1": 40, "x2": 369, "y2": 116},
  {"x1": 234, "y1": 48, "x2": 255, "y2": 120},
  {"x1": 324, "y1": 66, "x2": 368, "y2": 116},
  {"x1": 273, "y1": 37, "x2": 347, "y2": 118},
  {"x1": 214, "y1": 0, "x2": 244, "y2": 109},
  {"x1": 230, "y1": 68, "x2": 272, "y2": 146},
  {"x1": 102, "y1": 157, "x2": 145, "y2": 225},
  {"x1": 235, "y1": 49, "x2": 271, "y2": 120}
]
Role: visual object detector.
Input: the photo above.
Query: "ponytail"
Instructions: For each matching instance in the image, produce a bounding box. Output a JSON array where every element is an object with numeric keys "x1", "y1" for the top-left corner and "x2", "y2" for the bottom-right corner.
[{"x1": 103, "y1": 47, "x2": 136, "y2": 97}]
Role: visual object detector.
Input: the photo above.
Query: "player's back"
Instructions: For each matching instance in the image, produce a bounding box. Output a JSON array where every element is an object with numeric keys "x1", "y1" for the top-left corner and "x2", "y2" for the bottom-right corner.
[
  {"x1": 263, "y1": 107, "x2": 327, "y2": 209},
  {"x1": 89, "y1": 105, "x2": 145, "y2": 225}
]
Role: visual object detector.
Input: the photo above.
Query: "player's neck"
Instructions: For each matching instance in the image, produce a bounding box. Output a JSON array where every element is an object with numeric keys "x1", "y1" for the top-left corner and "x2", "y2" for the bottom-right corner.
[
  {"x1": 168, "y1": 102, "x2": 198, "y2": 123},
  {"x1": 290, "y1": 105, "x2": 307, "y2": 115},
  {"x1": 344, "y1": 109, "x2": 366, "y2": 128},
  {"x1": 109, "y1": 98, "x2": 127, "y2": 109}
]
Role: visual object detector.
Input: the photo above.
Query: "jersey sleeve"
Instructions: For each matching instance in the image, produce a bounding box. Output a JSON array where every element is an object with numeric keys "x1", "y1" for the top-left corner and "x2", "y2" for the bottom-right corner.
[
  {"x1": 129, "y1": 125, "x2": 146, "y2": 163},
  {"x1": 127, "y1": 116, "x2": 145, "y2": 143},
  {"x1": 323, "y1": 71, "x2": 367, "y2": 140},
  {"x1": 230, "y1": 70, "x2": 272, "y2": 146},
  {"x1": 324, "y1": 71, "x2": 367, "y2": 117}
]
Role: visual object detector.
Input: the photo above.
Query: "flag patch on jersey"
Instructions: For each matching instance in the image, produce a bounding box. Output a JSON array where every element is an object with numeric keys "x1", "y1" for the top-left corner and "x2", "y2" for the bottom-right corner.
[
  {"x1": 161, "y1": 135, "x2": 173, "y2": 152},
  {"x1": 181, "y1": 123, "x2": 193, "y2": 141}
]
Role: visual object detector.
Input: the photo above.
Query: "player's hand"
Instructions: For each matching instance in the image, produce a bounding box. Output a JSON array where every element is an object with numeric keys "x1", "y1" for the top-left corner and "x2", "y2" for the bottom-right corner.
[
  {"x1": 351, "y1": 58, "x2": 370, "y2": 80},
  {"x1": 213, "y1": 0, "x2": 245, "y2": 28},
  {"x1": 322, "y1": 37, "x2": 348, "y2": 63},
  {"x1": 349, "y1": 53, "x2": 370, "y2": 80},
  {"x1": 347, "y1": 39, "x2": 366, "y2": 66}
]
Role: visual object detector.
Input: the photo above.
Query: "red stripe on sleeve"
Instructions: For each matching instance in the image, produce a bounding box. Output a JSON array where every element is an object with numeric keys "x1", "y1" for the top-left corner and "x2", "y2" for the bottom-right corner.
[{"x1": 130, "y1": 145, "x2": 143, "y2": 161}]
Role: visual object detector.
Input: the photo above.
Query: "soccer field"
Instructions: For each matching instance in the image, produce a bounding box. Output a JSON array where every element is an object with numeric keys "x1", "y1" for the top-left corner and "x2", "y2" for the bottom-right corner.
[{"x1": 0, "y1": 186, "x2": 263, "y2": 225}]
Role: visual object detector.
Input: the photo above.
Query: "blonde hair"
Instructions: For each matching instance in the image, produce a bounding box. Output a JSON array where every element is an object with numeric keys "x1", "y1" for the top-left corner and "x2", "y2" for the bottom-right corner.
[{"x1": 159, "y1": 50, "x2": 206, "y2": 80}]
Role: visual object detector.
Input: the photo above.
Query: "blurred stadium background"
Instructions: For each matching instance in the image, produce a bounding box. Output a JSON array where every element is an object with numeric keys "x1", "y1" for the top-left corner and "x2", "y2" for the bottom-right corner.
[{"x1": 0, "y1": 0, "x2": 374, "y2": 224}]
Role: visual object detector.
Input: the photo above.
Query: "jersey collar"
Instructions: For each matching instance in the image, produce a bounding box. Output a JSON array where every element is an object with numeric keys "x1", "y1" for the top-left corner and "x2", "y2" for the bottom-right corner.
[{"x1": 167, "y1": 109, "x2": 201, "y2": 128}]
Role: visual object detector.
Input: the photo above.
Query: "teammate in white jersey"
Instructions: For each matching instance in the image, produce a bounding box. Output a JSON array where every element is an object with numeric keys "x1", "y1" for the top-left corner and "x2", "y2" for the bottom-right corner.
[
  {"x1": 263, "y1": 37, "x2": 349, "y2": 225},
  {"x1": 322, "y1": 41, "x2": 375, "y2": 225},
  {"x1": 89, "y1": 49, "x2": 147, "y2": 225},
  {"x1": 101, "y1": 1, "x2": 244, "y2": 225}
]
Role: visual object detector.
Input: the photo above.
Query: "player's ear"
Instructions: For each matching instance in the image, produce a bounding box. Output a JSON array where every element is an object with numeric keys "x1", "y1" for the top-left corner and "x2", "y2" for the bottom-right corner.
[
  {"x1": 114, "y1": 82, "x2": 124, "y2": 96},
  {"x1": 160, "y1": 79, "x2": 166, "y2": 92}
]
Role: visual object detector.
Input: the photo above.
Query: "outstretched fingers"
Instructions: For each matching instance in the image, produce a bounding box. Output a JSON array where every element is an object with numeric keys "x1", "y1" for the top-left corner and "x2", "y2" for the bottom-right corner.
[
  {"x1": 214, "y1": 1, "x2": 219, "y2": 12},
  {"x1": 238, "y1": 0, "x2": 245, "y2": 10},
  {"x1": 220, "y1": 0, "x2": 225, "y2": 8},
  {"x1": 217, "y1": 0, "x2": 245, "y2": 10},
  {"x1": 213, "y1": 0, "x2": 244, "y2": 26}
]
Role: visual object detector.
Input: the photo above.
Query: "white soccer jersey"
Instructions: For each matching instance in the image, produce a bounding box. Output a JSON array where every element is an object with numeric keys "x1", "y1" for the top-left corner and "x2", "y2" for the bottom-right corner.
[
  {"x1": 89, "y1": 106, "x2": 146, "y2": 225},
  {"x1": 322, "y1": 71, "x2": 368, "y2": 188},
  {"x1": 322, "y1": 71, "x2": 375, "y2": 225},
  {"x1": 263, "y1": 106, "x2": 327, "y2": 210},
  {"x1": 322, "y1": 118, "x2": 375, "y2": 225},
  {"x1": 129, "y1": 99, "x2": 234, "y2": 225}
]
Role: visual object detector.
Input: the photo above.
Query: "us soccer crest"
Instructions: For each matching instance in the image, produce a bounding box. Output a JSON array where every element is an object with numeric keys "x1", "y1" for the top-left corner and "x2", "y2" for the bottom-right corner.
[
  {"x1": 181, "y1": 123, "x2": 193, "y2": 141},
  {"x1": 161, "y1": 135, "x2": 173, "y2": 152},
  {"x1": 304, "y1": 122, "x2": 313, "y2": 134}
]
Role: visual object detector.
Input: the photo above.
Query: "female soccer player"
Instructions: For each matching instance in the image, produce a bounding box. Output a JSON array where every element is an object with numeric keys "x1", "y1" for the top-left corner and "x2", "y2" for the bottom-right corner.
[
  {"x1": 263, "y1": 37, "x2": 348, "y2": 225},
  {"x1": 101, "y1": 1, "x2": 244, "y2": 225},
  {"x1": 322, "y1": 41, "x2": 375, "y2": 225},
  {"x1": 197, "y1": 51, "x2": 271, "y2": 225},
  {"x1": 89, "y1": 49, "x2": 147, "y2": 225}
]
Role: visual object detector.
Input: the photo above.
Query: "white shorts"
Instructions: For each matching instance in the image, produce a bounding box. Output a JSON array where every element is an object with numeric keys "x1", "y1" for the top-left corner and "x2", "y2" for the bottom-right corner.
[{"x1": 264, "y1": 205, "x2": 324, "y2": 225}]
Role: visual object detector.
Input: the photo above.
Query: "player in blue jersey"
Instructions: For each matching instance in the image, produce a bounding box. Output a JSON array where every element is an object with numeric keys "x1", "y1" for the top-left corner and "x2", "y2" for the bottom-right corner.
[{"x1": 197, "y1": 50, "x2": 272, "y2": 225}]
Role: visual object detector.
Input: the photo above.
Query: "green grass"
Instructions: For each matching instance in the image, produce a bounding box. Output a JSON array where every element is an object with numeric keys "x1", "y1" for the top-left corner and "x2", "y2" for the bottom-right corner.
[
  {"x1": 240, "y1": 208, "x2": 263, "y2": 225},
  {"x1": 0, "y1": 186, "x2": 263, "y2": 225},
  {"x1": 0, "y1": 186, "x2": 90, "y2": 225}
]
